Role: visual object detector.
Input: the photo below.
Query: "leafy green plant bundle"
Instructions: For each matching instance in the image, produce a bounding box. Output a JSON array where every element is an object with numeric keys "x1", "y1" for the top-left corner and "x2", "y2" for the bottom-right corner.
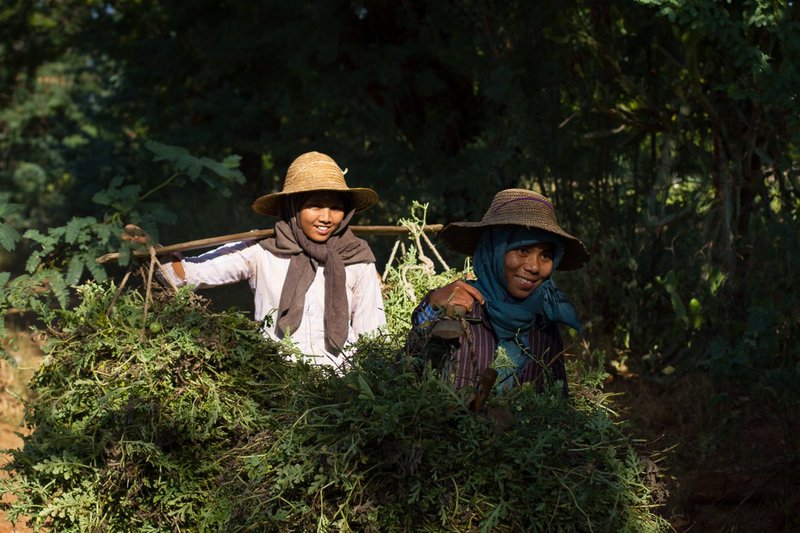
[
  {"x1": 1, "y1": 276, "x2": 667, "y2": 532},
  {"x1": 207, "y1": 344, "x2": 667, "y2": 532},
  {"x1": 1, "y1": 282, "x2": 293, "y2": 531}
]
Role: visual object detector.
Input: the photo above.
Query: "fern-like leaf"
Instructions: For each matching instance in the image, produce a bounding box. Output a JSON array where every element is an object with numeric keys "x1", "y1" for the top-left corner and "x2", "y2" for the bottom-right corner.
[
  {"x1": 85, "y1": 254, "x2": 107, "y2": 282},
  {"x1": 66, "y1": 255, "x2": 84, "y2": 286},
  {"x1": 0, "y1": 272, "x2": 9, "y2": 308},
  {"x1": 0, "y1": 223, "x2": 21, "y2": 251},
  {"x1": 46, "y1": 271, "x2": 69, "y2": 308},
  {"x1": 95, "y1": 223, "x2": 113, "y2": 243},
  {"x1": 65, "y1": 217, "x2": 84, "y2": 244},
  {"x1": 25, "y1": 252, "x2": 42, "y2": 273},
  {"x1": 23, "y1": 229, "x2": 58, "y2": 251}
]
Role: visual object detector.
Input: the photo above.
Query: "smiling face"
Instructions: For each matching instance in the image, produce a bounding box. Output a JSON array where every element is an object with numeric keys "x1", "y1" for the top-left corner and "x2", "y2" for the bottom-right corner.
[
  {"x1": 297, "y1": 191, "x2": 347, "y2": 243},
  {"x1": 502, "y1": 242, "x2": 555, "y2": 299}
]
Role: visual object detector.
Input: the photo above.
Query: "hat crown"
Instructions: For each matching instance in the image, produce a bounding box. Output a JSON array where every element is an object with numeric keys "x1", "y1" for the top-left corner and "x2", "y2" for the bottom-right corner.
[
  {"x1": 481, "y1": 189, "x2": 559, "y2": 227},
  {"x1": 283, "y1": 151, "x2": 349, "y2": 192}
]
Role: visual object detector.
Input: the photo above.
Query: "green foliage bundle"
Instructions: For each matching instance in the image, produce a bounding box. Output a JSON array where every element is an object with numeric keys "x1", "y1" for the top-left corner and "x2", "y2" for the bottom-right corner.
[
  {"x1": 1, "y1": 282, "x2": 292, "y2": 531},
  {"x1": 209, "y1": 351, "x2": 667, "y2": 532},
  {"x1": 1, "y1": 262, "x2": 668, "y2": 532}
]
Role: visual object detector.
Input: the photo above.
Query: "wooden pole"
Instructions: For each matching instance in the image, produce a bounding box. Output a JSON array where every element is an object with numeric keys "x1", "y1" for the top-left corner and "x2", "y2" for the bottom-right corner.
[{"x1": 95, "y1": 224, "x2": 444, "y2": 264}]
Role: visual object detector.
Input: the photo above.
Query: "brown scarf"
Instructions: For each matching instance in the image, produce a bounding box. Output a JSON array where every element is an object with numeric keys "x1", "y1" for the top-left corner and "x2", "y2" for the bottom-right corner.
[{"x1": 260, "y1": 199, "x2": 376, "y2": 354}]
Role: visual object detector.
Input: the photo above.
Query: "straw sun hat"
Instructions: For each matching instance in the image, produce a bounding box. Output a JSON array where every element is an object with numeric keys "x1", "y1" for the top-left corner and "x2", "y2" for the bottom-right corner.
[
  {"x1": 438, "y1": 188, "x2": 590, "y2": 271},
  {"x1": 251, "y1": 151, "x2": 379, "y2": 217}
]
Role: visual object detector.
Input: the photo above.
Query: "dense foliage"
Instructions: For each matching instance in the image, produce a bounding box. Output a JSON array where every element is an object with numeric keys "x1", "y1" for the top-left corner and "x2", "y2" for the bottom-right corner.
[{"x1": 1, "y1": 272, "x2": 667, "y2": 531}]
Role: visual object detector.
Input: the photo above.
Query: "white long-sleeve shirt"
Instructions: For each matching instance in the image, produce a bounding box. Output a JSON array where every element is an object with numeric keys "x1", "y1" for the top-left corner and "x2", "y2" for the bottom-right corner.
[{"x1": 159, "y1": 240, "x2": 387, "y2": 367}]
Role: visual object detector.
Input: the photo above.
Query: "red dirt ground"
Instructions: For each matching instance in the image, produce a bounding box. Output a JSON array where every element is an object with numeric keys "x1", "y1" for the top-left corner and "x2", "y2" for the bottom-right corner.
[{"x1": 1, "y1": 329, "x2": 37, "y2": 533}]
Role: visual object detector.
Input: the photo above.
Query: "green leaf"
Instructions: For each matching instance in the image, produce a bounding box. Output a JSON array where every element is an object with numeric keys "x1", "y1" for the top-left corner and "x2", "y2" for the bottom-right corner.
[
  {"x1": 200, "y1": 156, "x2": 245, "y2": 183},
  {"x1": 23, "y1": 229, "x2": 59, "y2": 254},
  {"x1": 357, "y1": 375, "x2": 375, "y2": 401},
  {"x1": 47, "y1": 272, "x2": 69, "y2": 308},
  {"x1": 117, "y1": 246, "x2": 131, "y2": 267},
  {"x1": 0, "y1": 223, "x2": 21, "y2": 251},
  {"x1": 65, "y1": 217, "x2": 85, "y2": 244},
  {"x1": 94, "y1": 223, "x2": 113, "y2": 243},
  {"x1": 84, "y1": 255, "x2": 107, "y2": 282},
  {"x1": 22, "y1": 228, "x2": 46, "y2": 242},
  {"x1": 222, "y1": 154, "x2": 241, "y2": 170},
  {"x1": 25, "y1": 252, "x2": 42, "y2": 273},
  {"x1": 146, "y1": 140, "x2": 244, "y2": 187},
  {"x1": 66, "y1": 255, "x2": 84, "y2": 286},
  {"x1": 146, "y1": 140, "x2": 190, "y2": 162}
]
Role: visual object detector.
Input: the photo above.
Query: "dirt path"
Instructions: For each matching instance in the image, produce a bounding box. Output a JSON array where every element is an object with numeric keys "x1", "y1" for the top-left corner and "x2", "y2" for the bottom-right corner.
[
  {"x1": 1, "y1": 329, "x2": 40, "y2": 533},
  {"x1": 0, "y1": 422, "x2": 32, "y2": 533},
  {"x1": 606, "y1": 373, "x2": 800, "y2": 532}
]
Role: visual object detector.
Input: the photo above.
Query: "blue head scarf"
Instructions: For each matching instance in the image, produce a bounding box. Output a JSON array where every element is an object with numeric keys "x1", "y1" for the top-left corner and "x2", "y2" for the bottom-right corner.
[{"x1": 468, "y1": 226, "x2": 582, "y2": 390}]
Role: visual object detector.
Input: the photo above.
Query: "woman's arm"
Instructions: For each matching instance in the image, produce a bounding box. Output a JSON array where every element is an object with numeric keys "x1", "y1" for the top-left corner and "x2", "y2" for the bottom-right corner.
[{"x1": 159, "y1": 241, "x2": 258, "y2": 289}]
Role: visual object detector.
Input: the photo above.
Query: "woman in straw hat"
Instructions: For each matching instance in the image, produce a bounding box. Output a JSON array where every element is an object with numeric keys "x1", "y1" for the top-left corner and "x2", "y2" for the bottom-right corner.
[
  {"x1": 406, "y1": 188, "x2": 589, "y2": 395},
  {"x1": 158, "y1": 151, "x2": 386, "y2": 368}
]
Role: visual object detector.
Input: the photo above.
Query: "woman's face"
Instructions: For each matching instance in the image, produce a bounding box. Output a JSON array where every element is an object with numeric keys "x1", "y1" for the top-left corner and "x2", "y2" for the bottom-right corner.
[
  {"x1": 503, "y1": 242, "x2": 555, "y2": 299},
  {"x1": 298, "y1": 191, "x2": 347, "y2": 243}
]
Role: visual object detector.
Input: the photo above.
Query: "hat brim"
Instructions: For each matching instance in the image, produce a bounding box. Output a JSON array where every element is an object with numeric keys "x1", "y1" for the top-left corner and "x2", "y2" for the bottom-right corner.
[
  {"x1": 252, "y1": 187, "x2": 379, "y2": 217},
  {"x1": 439, "y1": 222, "x2": 589, "y2": 271}
]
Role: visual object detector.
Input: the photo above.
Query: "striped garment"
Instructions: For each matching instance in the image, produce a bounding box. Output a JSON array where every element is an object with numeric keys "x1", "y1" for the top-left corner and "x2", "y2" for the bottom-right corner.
[{"x1": 408, "y1": 292, "x2": 569, "y2": 395}]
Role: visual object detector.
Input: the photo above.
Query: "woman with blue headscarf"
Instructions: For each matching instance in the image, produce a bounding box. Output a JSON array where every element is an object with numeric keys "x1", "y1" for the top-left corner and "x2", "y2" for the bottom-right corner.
[{"x1": 407, "y1": 188, "x2": 589, "y2": 397}]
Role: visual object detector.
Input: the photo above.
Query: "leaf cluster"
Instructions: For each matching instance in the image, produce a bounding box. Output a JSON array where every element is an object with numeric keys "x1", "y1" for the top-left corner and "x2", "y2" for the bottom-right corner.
[
  {"x1": 381, "y1": 202, "x2": 464, "y2": 338},
  {"x1": 0, "y1": 141, "x2": 247, "y2": 357}
]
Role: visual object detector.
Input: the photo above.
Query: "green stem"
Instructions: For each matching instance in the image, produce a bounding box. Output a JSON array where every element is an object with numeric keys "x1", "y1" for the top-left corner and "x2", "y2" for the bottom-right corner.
[{"x1": 140, "y1": 172, "x2": 180, "y2": 201}]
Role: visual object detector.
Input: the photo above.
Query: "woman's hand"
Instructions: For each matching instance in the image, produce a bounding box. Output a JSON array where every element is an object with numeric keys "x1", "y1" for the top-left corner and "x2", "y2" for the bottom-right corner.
[
  {"x1": 429, "y1": 281, "x2": 485, "y2": 318},
  {"x1": 120, "y1": 224, "x2": 152, "y2": 247}
]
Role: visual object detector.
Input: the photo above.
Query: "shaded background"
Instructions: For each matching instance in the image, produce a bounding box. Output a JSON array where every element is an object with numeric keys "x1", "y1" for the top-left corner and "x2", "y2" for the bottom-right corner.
[{"x1": 1, "y1": 1, "x2": 799, "y2": 530}]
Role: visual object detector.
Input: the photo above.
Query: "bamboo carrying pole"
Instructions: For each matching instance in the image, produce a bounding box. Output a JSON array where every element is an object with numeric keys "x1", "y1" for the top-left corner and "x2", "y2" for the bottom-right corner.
[{"x1": 95, "y1": 224, "x2": 444, "y2": 265}]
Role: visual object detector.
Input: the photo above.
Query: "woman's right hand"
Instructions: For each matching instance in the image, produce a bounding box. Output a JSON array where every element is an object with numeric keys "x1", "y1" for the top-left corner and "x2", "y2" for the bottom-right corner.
[
  {"x1": 428, "y1": 281, "x2": 485, "y2": 318},
  {"x1": 120, "y1": 224, "x2": 151, "y2": 247}
]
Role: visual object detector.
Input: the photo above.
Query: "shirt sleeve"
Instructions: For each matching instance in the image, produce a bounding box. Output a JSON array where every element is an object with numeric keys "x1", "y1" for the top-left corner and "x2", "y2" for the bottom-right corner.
[
  {"x1": 158, "y1": 240, "x2": 258, "y2": 289},
  {"x1": 411, "y1": 292, "x2": 441, "y2": 329},
  {"x1": 349, "y1": 263, "x2": 387, "y2": 336}
]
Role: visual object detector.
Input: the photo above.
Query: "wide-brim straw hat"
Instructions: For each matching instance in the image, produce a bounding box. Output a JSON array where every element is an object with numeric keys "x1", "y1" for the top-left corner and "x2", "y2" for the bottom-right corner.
[
  {"x1": 252, "y1": 151, "x2": 379, "y2": 217},
  {"x1": 438, "y1": 188, "x2": 589, "y2": 271}
]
